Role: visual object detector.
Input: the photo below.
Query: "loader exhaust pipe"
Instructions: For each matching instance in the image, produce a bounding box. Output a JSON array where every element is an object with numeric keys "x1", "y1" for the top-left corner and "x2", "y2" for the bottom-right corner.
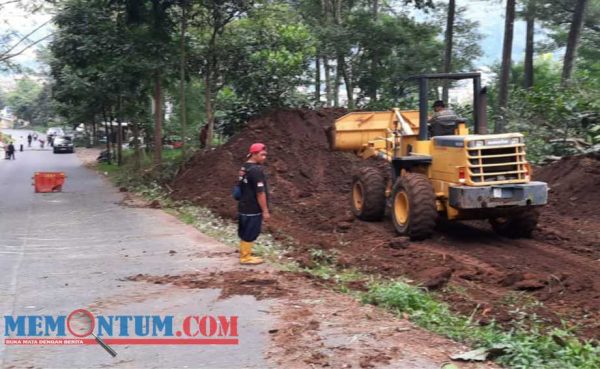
[
  {"x1": 418, "y1": 77, "x2": 428, "y2": 141},
  {"x1": 477, "y1": 86, "x2": 488, "y2": 134}
]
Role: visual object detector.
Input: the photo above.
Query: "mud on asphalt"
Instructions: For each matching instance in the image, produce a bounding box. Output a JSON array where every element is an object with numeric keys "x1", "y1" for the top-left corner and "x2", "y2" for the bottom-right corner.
[
  {"x1": 127, "y1": 269, "x2": 500, "y2": 368},
  {"x1": 171, "y1": 108, "x2": 600, "y2": 340}
]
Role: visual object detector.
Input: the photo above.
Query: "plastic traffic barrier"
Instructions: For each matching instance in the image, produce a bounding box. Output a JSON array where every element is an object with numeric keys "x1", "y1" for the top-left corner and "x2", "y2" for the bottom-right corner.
[{"x1": 33, "y1": 172, "x2": 66, "y2": 193}]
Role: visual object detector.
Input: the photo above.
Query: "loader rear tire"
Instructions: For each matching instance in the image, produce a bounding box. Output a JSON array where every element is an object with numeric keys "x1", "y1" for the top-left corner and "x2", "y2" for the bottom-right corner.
[
  {"x1": 490, "y1": 208, "x2": 539, "y2": 238},
  {"x1": 391, "y1": 173, "x2": 437, "y2": 240},
  {"x1": 351, "y1": 167, "x2": 386, "y2": 221}
]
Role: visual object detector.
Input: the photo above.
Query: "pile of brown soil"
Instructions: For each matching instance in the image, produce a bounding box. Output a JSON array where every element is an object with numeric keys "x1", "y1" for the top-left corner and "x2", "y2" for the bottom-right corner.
[
  {"x1": 535, "y1": 152, "x2": 600, "y2": 219},
  {"x1": 172, "y1": 108, "x2": 362, "y2": 229},
  {"x1": 533, "y1": 153, "x2": 600, "y2": 262},
  {"x1": 172, "y1": 109, "x2": 599, "y2": 340}
]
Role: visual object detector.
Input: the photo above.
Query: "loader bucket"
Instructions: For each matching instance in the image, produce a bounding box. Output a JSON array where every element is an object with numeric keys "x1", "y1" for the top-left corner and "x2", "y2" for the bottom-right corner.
[
  {"x1": 332, "y1": 111, "x2": 395, "y2": 151},
  {"x1": 332, "y1": 111, "x2": 420, "y2": 151}
]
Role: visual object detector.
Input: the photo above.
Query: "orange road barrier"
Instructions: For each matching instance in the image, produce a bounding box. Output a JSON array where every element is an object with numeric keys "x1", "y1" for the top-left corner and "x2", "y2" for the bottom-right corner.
[{"x1": 33, "y1": 172, "x2": 66, "y2": 193}]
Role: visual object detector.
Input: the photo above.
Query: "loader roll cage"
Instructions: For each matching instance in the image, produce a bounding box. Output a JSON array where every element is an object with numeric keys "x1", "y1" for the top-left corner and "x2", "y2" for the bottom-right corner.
[{"x1": 406, "y1": 72, "x2": 488, "y2": 141}]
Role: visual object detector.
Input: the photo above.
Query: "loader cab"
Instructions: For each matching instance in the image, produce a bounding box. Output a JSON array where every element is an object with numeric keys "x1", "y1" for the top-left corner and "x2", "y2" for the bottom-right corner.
[{"x1": 408, "y1": 72, "x2": 488, "y2": 140}]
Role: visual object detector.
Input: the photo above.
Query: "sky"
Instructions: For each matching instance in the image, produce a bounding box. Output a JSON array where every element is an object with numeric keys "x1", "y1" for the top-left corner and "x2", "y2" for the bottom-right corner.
[
  {"x1": 0, "y1": 0, "x2": 53, "y2": 88},
  {"x1": 0, "y1": 0, "x2": 554, "y2": 87}
]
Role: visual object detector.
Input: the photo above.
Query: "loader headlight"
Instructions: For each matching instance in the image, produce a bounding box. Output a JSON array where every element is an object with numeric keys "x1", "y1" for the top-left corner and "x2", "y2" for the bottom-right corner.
[{"x1": 468, "y1": 140, "x2": 485, "y2": 148}]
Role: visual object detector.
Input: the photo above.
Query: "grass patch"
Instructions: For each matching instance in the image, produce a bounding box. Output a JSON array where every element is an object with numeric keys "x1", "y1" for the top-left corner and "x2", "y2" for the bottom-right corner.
[
  {"x1": 362, "y1": 281, "x2": 599, "y2": 369},
  {"x1": 96, "y1": 147, "x2": 194, "y2": 186}
]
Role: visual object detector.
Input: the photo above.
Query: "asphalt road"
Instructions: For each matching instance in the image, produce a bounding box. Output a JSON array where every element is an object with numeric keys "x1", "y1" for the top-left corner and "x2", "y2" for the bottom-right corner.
[{"x1": 0, "y1": 129, "x2": 272, "y2": 369}]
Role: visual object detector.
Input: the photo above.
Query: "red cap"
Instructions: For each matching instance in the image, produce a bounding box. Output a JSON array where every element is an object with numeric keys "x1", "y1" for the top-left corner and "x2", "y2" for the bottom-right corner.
[{"x1": 248, "y1": 143, "x2": 266, "y2": 155}]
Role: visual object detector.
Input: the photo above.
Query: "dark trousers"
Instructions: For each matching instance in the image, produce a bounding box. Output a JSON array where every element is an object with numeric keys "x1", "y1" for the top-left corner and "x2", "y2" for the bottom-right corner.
[
  {"x1": 238, "y1": 214, "x2": 263, "y2": 242},
  {"x1": 8, "y1": 152, "x2": 15, "y2": 160}
]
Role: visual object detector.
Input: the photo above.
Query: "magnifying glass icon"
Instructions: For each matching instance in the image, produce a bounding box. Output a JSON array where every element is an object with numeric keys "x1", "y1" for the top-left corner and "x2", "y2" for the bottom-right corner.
[{"x1": 67, "y1": 309, "x2": 117, "y2": 357}]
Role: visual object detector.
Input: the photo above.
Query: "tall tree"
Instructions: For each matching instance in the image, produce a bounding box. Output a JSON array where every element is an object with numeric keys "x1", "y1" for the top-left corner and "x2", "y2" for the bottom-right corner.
[
  {"x1": 368, "y1": 0, "x2": 379, "y2": 102},
  {"x1": 441, "y1": 0, "x2": 455, "y2": 102},
  {"x1": 120, "y1": 0, "x2": 178, "y2": 167},
  {"x1": 496, "y1": 0, "x2": 516, "y2": 133},
  {"x1": 195, "y1": 0, "x2": 254, "y2": 148},
  {"x1": 314, "y1": 49, "x2": 321, "y2": 103},
  {"x1": 561, "y1": 0, "x2": 589, "y2": 85},
  {"x1": 178, "y1": 0, "x2": 190, "y2": 155},
  {"x1": 523, "y1": 0, "x2": 536, "y2": 89}
]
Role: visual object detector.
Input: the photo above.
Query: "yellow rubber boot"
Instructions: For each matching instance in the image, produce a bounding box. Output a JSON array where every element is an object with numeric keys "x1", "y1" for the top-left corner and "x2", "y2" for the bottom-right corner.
[{"x1": 239, "y1": 241, "x2": 264, "y2": 265}]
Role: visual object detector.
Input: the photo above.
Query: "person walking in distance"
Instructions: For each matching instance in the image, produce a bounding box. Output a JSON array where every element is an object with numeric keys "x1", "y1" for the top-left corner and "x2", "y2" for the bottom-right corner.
[
  {"x1": 7, "y1": 142, "x2": 16, "y2": 160},
  {"x1": 27, "y1": 134, "x2": 32, "y2": 147},
  {"x1": 237, "y1": 143, "x2": 270, "y2": 265}
]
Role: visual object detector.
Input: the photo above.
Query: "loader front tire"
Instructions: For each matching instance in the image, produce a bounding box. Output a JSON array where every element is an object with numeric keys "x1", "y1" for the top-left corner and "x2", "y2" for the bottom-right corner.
[
  {"x1": 490, "y1": 208, "x2": 539, "y2": 238},
  {"x1": 351, "y1": 167, "x2": 386, "y2": 221},
  {"x1": 391, "y1": 173, "x2": 437, "y2": 240}
]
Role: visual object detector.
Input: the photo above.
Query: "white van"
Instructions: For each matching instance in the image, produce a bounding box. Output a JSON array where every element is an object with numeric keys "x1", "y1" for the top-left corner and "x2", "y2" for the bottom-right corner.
[{"x1": 46, "y1": 127, "x2": 65, "y2": 138}]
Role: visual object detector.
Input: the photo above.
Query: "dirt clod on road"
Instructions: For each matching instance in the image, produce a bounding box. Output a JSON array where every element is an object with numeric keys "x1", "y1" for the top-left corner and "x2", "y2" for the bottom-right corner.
[{"x1": 172, "y1": 109, "x2": 600, "y2": 339}]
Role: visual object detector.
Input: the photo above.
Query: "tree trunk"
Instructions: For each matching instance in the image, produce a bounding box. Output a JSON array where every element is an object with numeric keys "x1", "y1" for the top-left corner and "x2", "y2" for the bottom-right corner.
[
  {"x1": 561, "y1": 0, "x2": 589, "y2": 86},
  {"x1": 153, "y1": 74, "x2": 163, "y2": 167},
  {"x1": 116, "y1": 97, "x2": 123, "y2": 166},
  {"x1": 91, "y1": 118, "x2": 96, "y2": 146},
  {"x1": 338, "y1": 54, "x2": 353, "y2": 109},
  {"x1": 371, "y1": 0, "x2": 378, "y2": 16},
  {"x1": 369, "y1": 0, "x2": 379, "y2": 102},
  {"x1": 179, "y1": 4, "x2": 188, "y2": 155},
  {"x1": 524, "y1": 2, "x2": 535, "y2": 89},
  {"x1": 495, "y1": 0, "x2": 515, "y2": 134},
  {"x1": 204, "y1": 72, "x2": 214, "y2": 148},
  {"x1": 315, "y1": 50, "x2": 321, "y2": 103},
  {"x1": 132, "y1": 122, "x2": 141, "y2": 171},
  {"x1": 324, "y1": 57, "x2": 332, "y2": 106},
  {"x1": 331, "y1": 0, "x2": 351, "y2": 108},
  {"x1": 333, "y1": 62, "x2": 340, "y2": 107},
  {"x1": 204, "y1": 28, "x2": 219, "y2": 148},
  {"x1": 442, "y1": 0, "x2": 455, "y2": 102},
  {"x1": 102, "y1": 108, "x2": 111, "y2": 165},
  {"x1": 109, "y1": 110, "x2": 116, "y2": 162}
]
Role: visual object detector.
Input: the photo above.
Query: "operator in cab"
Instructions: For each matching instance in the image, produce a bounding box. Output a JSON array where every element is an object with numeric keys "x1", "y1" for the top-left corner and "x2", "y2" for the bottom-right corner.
[{"x1": 428, "y1": 100, "x2": 459, "y2": 136}]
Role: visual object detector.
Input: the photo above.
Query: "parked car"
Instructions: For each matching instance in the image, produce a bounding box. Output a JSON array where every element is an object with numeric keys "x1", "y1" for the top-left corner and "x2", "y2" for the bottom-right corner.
[{"x1": 53, "y1": 136, "x2": 75, "y2": 154}]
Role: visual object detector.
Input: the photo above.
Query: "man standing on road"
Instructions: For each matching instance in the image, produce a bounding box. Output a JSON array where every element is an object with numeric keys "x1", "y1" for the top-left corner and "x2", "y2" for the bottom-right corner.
[
  {"x1": 237, "y1": 143, "x2": 270, "y2": 265},
  {"x1": 7, "y1": 142, "x2": 15, "y2": 160},
  {"x1": 27, "y1": 134, "x2": 32, "y2": 147}
]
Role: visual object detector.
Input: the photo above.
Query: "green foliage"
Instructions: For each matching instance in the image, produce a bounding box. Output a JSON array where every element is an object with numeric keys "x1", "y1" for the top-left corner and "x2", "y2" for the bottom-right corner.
[
  {"x1": 100, "y1": 148, "x2": 189, "y2": 186},
  {"x1": 351, "y1": 11, "x2": 442, "y2": 107},
  {"x1": 225, "y1": 4, "x2": 315, "y2": 108},
  {"x1": 184, "y1": 2, "x2": 316, "y2": 135},
  {"x1": 5, "y1": 77, "x2": 42, "y2": 123},
  {"x1": 487, "y1": 55, "x2": 600, "y2": 162},
  {"x1": 362, "y1": 280, "x2": 600, "y2": 369},
  {"x1": 167, "y1": 77, "x2": 206, "y2": 138},
  {"x1": 432, "y1": 1, "x2": 483, "y2": 73}
]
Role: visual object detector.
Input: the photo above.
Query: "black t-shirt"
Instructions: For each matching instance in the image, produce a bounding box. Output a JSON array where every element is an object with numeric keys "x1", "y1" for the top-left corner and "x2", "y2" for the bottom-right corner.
[{"x1": 238, "y1": 162, "x2": 269, "y2": 215}]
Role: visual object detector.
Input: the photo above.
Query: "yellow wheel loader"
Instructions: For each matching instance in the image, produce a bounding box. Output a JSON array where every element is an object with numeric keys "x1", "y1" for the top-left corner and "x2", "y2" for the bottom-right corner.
[{"x1": 333, "y1": 73, "x2": 548, "y2": 240}]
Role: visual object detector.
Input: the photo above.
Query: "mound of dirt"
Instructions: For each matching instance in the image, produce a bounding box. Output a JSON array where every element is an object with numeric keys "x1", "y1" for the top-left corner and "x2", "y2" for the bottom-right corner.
[
  {"x1": 172, "y1": 108, "x2": 363, "y2": 228},
  {"x1": 172, "y1": 109, "x2": 600, "y2": 340},
  {"x1": 535, "y1": 153, "x2": 600, "y2": 219}
]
